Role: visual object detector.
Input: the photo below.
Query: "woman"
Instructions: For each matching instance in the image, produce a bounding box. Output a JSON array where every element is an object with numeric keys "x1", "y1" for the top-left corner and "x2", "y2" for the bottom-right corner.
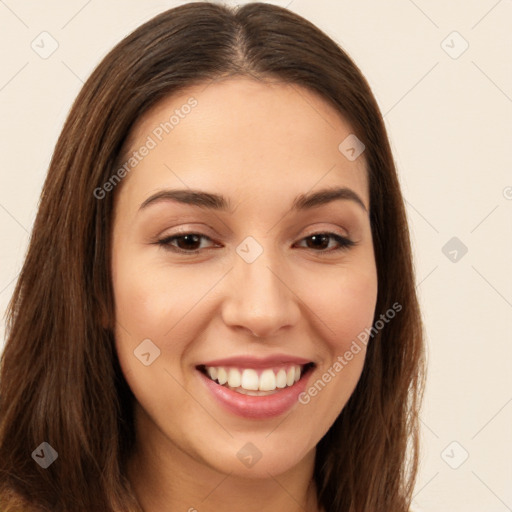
[{"x1": 0, "y1": 2, "x2": 425, "y2": 511}]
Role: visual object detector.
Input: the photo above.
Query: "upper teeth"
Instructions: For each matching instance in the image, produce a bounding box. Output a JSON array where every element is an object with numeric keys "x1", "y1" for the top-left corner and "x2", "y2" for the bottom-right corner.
[{"x1": 205, "y1": 365, "x2": 302, "y2": 392}]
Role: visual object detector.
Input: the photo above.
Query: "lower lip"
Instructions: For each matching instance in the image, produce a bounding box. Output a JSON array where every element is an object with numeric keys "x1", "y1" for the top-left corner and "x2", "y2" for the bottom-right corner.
[{"x1": 197, "y1": 368, "x2": 312, "y2": 419}]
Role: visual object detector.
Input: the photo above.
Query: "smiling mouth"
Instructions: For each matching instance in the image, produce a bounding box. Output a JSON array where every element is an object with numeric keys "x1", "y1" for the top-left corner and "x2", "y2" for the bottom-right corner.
[{"x1": 197, "y1": 362, "x2": 315, "y2": 396}]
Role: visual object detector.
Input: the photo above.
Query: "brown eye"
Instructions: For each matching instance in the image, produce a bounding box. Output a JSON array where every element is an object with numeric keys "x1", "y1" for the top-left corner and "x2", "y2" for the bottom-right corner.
[
  {"x1": 174, "y1": 234, "x2": 202, "y2": 251},
  {"x1": 296, "y1": 232, "x2": 355, "y2": 252},
  {"x1": 156, "y1": 231, "x2": 355, "y2": 255},
  {"x1": 157, "y1": 233, "x2": 216, "y2": 253}
]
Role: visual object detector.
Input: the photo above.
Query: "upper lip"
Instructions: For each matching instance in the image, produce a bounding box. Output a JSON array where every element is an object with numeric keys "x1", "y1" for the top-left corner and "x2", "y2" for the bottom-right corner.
[{"x1": 198, "y1": 354, "x2": 313, "y2": 368}]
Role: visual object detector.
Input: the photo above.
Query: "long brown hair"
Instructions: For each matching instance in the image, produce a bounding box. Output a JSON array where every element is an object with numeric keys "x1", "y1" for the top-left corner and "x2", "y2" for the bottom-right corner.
[{"x1": 0, "y1": 3, "x2": 425, "y2": 511}]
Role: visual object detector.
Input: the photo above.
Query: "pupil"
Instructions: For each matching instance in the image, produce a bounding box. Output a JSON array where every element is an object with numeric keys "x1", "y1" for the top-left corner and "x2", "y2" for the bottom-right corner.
[
  {"x1": 179, "y1": 234, "x2": 200, "y2": 250},
  {"x1": 308, "y1": 234, "x2": 328, "y2": 249}
]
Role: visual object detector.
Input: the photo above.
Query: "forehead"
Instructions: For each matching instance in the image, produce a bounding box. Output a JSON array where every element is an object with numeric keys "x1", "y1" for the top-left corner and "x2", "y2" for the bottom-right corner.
[{"x1": 116, "y1": 77, "x2": 369, "y2": 210}]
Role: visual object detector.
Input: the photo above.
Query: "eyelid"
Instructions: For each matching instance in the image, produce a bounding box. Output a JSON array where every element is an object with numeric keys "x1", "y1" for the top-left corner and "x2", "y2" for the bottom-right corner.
[
  {"x1": 300, "y1": 225, "x2": 350, "y2": 239},
  {"x1": 155, "y1": 224, "x2": 217, "y2": 242}
]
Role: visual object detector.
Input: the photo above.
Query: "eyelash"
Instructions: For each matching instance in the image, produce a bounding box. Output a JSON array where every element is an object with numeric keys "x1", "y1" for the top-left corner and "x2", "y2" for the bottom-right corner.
[{"x1": 156, "y1": 231, "x2": 355, "y2": 255}]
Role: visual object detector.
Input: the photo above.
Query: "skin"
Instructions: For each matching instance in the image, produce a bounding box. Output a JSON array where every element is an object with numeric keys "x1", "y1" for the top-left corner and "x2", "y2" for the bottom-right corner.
[{"x1": 111, "y1": 77, "x2": 378, "y2": 512}]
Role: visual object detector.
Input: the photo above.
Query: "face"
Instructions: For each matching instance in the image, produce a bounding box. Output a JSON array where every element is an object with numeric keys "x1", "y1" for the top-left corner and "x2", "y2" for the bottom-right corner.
[{"x1": 111, "y1": 77, "x2": 378, "y2": 479}]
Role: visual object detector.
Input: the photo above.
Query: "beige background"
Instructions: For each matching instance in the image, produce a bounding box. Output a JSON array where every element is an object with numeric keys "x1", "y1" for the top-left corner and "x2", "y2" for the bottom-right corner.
[{"x1": 1, "y1": 1, "x2": 511, "y2": 510}]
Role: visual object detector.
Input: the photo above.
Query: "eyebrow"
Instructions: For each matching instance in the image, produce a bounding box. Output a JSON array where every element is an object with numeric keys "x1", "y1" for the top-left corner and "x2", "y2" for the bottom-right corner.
[{"x1": 139, "y1": 186, "x2": 368, "y2": 213}]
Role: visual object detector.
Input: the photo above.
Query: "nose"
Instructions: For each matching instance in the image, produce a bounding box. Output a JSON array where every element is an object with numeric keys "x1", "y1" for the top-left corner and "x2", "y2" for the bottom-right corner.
[{"x1": 220, "y1": 245, "x2": 301, "y2": 339}]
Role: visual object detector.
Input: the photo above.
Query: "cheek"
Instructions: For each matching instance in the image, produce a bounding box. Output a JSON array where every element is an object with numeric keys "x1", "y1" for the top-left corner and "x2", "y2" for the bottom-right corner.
[
  {"x1": 304, "y1": 266, "x2": 378, "y2": 353},
  {"x1": 111, "y1": 251, "x2": 219, "y2": 394},
  {"x1": 111, "y1": 258, "x2": 202, "y2": 419},
  {"x1": 110, "y1": 248, "x2": 181, "y2": 385},
  {"x1": 295, "y1": 268, "x2": 377, "y2": 432},
  {"x1": 111, "y1": 248, "x2": 204, "y2": 339}
]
